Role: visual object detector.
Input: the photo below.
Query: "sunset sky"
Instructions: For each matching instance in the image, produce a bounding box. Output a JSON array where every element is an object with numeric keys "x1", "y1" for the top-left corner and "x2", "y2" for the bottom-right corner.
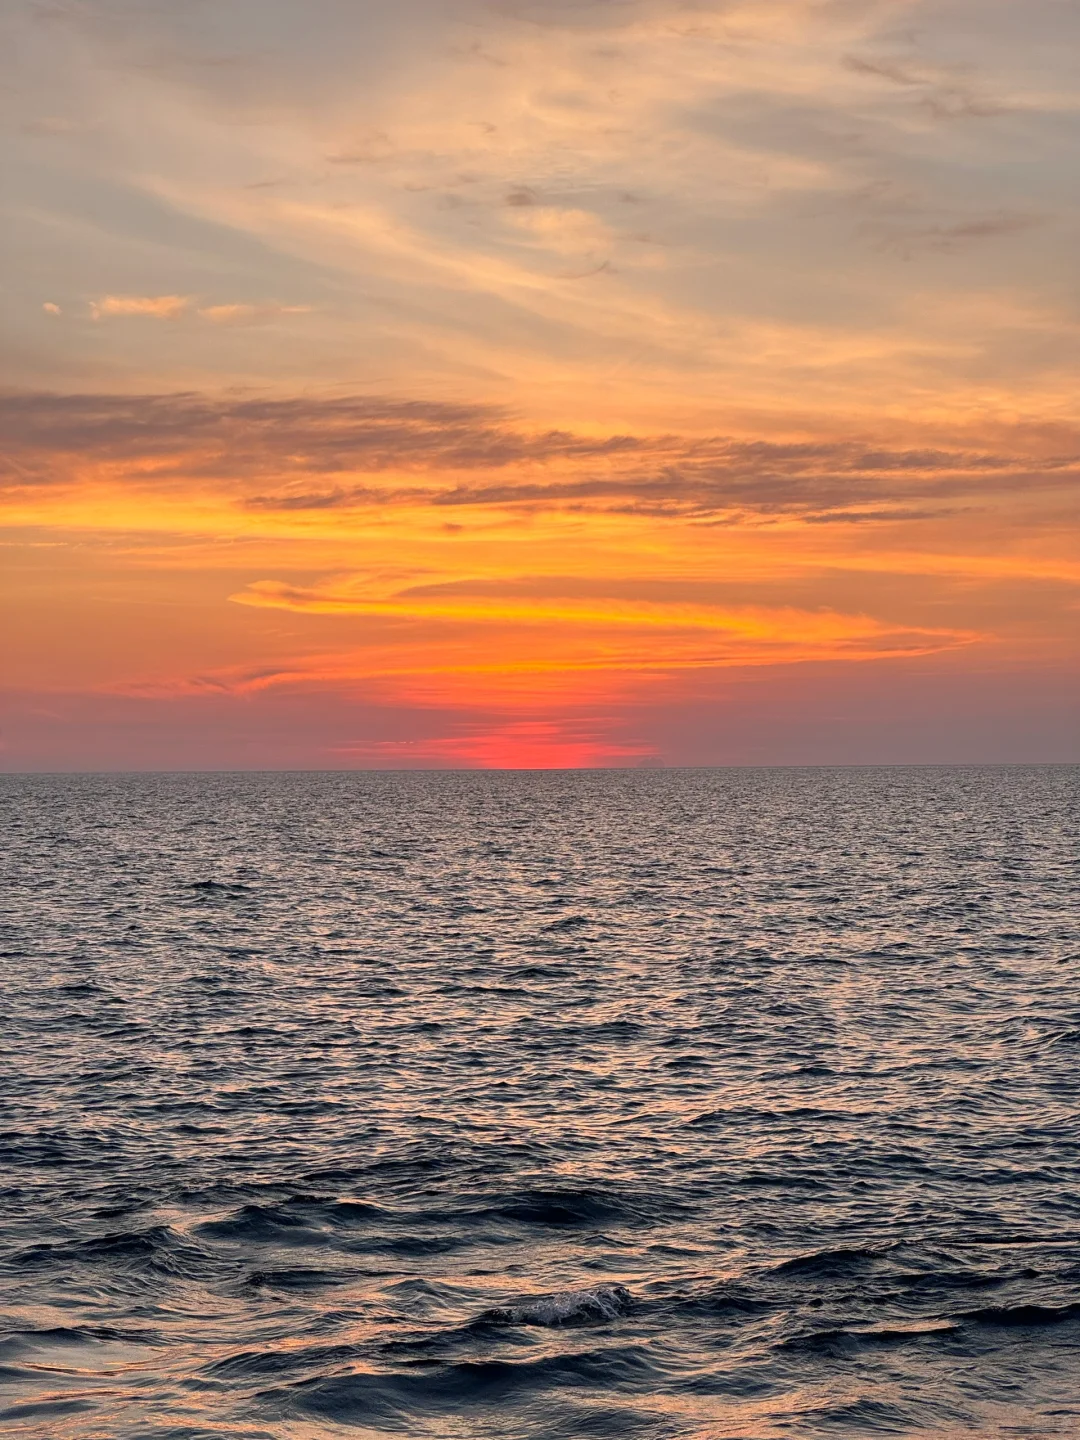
[{"x1": 2, "y1": 0, "x2": 1077, "y2": 769}]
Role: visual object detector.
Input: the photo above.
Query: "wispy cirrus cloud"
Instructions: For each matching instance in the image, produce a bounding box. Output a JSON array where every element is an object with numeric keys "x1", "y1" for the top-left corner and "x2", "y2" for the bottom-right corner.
[
  {"x1": 10, "y1": 0, "x2": 1078, "y2": 430},
  {"x1": 85, "y1": 297, "x2": 312, "y2": 325},
  {"x1": 841, "y1": 51, "x2": 1010, "y2": 121},
  {"x1": 228, "y1": 574, "x2": 978, "y2": 662},
  {"x1": 197, "y1": 303, "x2": 312, "y2": 325}
]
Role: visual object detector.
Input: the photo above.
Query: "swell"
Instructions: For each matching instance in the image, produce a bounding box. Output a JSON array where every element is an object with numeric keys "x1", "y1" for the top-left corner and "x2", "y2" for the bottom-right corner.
[{"x1": 262, "y1": 1344, "x2": 664, "y2": 1425}]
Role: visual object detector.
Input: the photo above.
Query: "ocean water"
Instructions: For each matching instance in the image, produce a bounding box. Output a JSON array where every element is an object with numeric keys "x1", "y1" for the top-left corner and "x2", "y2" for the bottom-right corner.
[{"x1": 1, "y1": 766, "x2": 1078, "y2": 1440}]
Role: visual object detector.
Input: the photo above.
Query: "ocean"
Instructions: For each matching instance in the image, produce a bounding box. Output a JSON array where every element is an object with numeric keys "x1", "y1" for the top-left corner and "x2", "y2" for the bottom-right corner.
[{"x1": 1, "y1": 766, "x2": 1077, "y2": 1439}]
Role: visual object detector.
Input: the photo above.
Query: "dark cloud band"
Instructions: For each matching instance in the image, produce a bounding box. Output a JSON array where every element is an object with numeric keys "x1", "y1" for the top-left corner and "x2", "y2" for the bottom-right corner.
[{"x1": 2, "y1": 389, "x2": 1076, "y2": 522}]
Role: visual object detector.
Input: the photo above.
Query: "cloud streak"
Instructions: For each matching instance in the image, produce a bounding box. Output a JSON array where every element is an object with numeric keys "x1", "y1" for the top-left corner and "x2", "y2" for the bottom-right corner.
[
  {"x1": 85, "y1": 297, "x2": 312, "y2": 325},
  {"x1": 3, "y1": 390, "x2": 1075, "y2": 522},
  {"x1": 89, "y1": 294, "x2": 190, "y2": 320}
]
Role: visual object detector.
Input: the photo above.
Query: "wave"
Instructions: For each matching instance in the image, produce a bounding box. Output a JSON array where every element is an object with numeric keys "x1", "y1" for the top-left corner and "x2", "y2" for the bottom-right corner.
[
  {"x1": 542, "y1": 914, "x2": 591, "y2": 931},
  {"x1": 472, "y1": 1189, "x2": 634, "y2": 1227},
  {"x1": 195, "y1": 1203, "x2": 328, "y2": 1245},
  {"x1": 779, "y1": 1320, "x2": 959, "y2": 1353},
  {"x1": 208, "y1": 1341, "x2": 360, "y2": 1379},
  {"x1": 0, "y1": 1397, "x2": 97, "y2": 1424},
  {"x1": 195, "y1": 1188, "x2": 645, "y2": 1249},
  {"x1": 795, "y1": 1396, "x2": 924, "y2": 1432},
  {"x1": 0, "y1": 1126, "x2": 116, "y2": 1167},
  {"x1": 192, "y1": 1197, "x2": 481, "y2": 1257},
  {"x1": 0, "y1": 1324, "x2": 158, "y2": 1357},
  {"x1": 5, "y1": 1226, "x2": 227, "y2": 1281},
  {"x1": 770, "y1": 1246, "x2": 893, "y2": 1278},
  {"x1": 958, "y1": 1301, "x2": 1080, "y2": 1327},
  {"x1": 245, "y1": 1266, "x2": 352, "y2": 1289},
  {"x1": 481, "y1": 1284, "x2": 634, "y2": 1327},
  {"x1": 187, "y1": 878, "x2": 252, "y2": 891},
  {"x1": 663, "y1": 1285, "x2": 772, "y2": 1320},
  {"x1": 443, "y1": 1185, "x2": 668, "y2": 1230},
  {"x1": 891, "y1": 1267, "x2": 1011, "y2": 1295},
  {"x1": 268, "y1": 1343, "x2": 660, "y2": 1423}
]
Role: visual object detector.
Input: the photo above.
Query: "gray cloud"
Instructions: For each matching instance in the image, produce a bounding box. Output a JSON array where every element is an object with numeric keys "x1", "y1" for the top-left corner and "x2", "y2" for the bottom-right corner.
[
  {"x1": 868, "y1": 210, "x2": 1042, "y2": 257},
  {"x1": 0, "y1": 390, "x2": 642, "y2": 483},
  {"x1": 842, "y1": 51, "x2": 1008, "y2": 121},
  {"x1": 3, "y1": 390, "x2": 1076, "y2": 521}
]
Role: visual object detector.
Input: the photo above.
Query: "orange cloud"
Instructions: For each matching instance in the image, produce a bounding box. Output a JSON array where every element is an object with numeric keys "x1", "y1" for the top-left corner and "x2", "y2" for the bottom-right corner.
[
  {"x1": 89, "y1": 295, "x2": 191, "y2": 320},
  {"x1": 229, "y1": 575, "x2": 977, "y2": 665},
  {"x1": 5, "y1": 391, "x2": 1076, "y2": 526},
  {"x1": 197, "y1": 304, "x2": 313, "y2": 325}
]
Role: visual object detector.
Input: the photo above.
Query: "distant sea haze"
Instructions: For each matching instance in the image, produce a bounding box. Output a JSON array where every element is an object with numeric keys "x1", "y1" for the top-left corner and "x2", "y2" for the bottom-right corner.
[{"x1": 1, "y1": 766, "x2": 1078, "y2": 1438}]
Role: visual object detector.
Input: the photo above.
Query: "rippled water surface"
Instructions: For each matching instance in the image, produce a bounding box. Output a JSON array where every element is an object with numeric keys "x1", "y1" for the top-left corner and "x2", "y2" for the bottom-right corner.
[{"x1": 2, "y1": 766, "x2": 1078, "y2": 1439}]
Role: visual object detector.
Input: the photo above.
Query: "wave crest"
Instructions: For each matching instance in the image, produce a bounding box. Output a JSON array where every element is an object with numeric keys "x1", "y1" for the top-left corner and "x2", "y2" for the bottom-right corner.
[{"x1": 481, "y1": 1283, "x2": 634, "y2": 1326}]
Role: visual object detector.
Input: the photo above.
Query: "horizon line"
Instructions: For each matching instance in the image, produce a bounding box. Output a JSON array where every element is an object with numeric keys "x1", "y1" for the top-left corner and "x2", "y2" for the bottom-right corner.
[{"x1": 2, "y1": 760, "x2": 1077, "y2": 778}]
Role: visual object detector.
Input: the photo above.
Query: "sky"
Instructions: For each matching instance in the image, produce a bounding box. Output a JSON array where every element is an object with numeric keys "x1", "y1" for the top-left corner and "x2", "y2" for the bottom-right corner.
[{"x1": 2, "y1": 0, "x2": 1077, "y2": 770}]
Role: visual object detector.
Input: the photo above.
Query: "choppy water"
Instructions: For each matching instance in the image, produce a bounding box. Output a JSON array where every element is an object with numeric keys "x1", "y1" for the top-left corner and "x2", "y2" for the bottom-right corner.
[{"x1": 1, "y1": 766, "x2": 1078, "y2": 1440}]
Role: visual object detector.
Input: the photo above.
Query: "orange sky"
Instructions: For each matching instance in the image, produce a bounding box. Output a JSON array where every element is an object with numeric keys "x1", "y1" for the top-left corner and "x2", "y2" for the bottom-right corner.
[{"x1": 2, "y1": 0, "x2": 1077, "y2": 768}]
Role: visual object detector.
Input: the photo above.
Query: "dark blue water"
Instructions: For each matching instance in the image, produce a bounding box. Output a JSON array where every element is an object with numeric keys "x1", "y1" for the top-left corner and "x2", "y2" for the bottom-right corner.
[{"x1": 1, "y1": 766, "x2": 1078, "y2": 1439}]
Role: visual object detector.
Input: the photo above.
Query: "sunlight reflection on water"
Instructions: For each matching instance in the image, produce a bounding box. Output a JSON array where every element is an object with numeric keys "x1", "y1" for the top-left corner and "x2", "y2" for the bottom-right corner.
[{"x1": 1, "y1": 766, "x2": 1078, "y2": 1438}]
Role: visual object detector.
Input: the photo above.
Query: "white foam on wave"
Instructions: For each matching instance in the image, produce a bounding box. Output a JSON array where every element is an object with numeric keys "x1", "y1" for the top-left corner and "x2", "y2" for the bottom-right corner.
[{"x1": 485, "y1": 1283, "x2": 633, "y2": 1326}]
